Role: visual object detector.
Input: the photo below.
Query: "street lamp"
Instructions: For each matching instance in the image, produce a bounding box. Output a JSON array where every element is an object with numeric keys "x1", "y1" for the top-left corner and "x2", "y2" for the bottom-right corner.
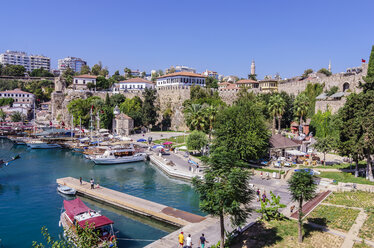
[{"x1": 112, "y1": 105, "x2": 120, "y2": 135}]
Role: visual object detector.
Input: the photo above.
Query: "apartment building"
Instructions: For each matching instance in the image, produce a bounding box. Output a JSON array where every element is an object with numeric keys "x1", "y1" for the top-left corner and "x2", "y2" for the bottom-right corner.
[
  {"x1": 58, "y1": 57, "x2": 87, "y2": 73},
  {"x1": 0, "y1": 50, "x2": 50, "y2": 71},
  {"x1": 156, "y1": 72, "x2": 206, "y2": 87}
]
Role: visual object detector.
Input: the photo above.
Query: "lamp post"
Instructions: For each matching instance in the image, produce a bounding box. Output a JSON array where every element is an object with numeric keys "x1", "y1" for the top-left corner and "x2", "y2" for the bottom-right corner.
[{"x1": 112, "y1": 105, "x2": 120, "y2": 135}]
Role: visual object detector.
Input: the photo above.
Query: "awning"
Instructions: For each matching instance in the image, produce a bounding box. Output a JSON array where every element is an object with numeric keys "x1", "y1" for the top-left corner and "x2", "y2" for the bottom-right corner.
[
  {"x1": 316, "y1": 93, "x2": 328, "y2": 100},
  {"x1": 163, "y1": 142, "x2": 173, "y2": 145},
  {"x1": 330, "y1": 92, "x2": 345, "y2": 98},
  {"x1": 188, "y1": 159, "x2": 198, "y2": 166},
  {"x1": 78, "y1": 215, "x2": 114, "y2": 229},
  {"x1": 137, "y1": 139, "x2": 147, "y2": 142},
  {"x1": 64, "y1": 198, "x2": 91, "y2": 220},
  {"x1": 286, "y1": 150, "x2": 307, "y2": 156},
  {"x1": 152, "y1": 145, "x2": 164, "y2": 149}
]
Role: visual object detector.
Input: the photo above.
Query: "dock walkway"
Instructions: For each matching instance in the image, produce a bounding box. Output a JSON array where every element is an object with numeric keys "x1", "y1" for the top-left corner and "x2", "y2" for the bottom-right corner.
[{"x1": 56, "y1": 177, "x2": 205, "y2": 227}]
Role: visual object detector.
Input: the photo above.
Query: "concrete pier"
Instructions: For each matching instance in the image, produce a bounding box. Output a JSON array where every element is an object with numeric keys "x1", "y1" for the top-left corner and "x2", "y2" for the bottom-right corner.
[{"x1": 56, "y1": 177, "x2": 206, "y2": 227}]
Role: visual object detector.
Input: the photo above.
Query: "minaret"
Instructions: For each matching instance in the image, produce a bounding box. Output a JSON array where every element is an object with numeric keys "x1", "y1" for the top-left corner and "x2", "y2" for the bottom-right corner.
[
  {"x1": 328, "y1": 60, "x2": 331, "y2": 73},
  {"x1": 250, "y1": 60, "x2": 255, "y2": 75}
]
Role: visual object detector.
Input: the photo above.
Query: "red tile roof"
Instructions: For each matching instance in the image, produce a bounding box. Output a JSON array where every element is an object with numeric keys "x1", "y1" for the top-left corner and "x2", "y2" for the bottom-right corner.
[
  {"x1": 119, "y1": 77, "x2": 154, "y2": 84},
  {"x1": 74, "y1": 74, "x2": 97, "y2": 79},
  {"x1": 157, "y1": 71, "x2": 206, "y2": 79},
  {"x1": 236, "y1": 79, "x2": 257, "y2": 84},
  {"x1": 0, "y1": 89, "x2": 34, "y2": 95},
  {"x1": 225, "y1": 84, "x2": 240, "y2": 90}
]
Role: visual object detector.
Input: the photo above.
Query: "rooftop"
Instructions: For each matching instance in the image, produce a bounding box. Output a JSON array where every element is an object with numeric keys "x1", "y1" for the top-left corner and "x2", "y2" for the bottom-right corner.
[
  {"x1": 157, "y1": 71, "x2": 206, "y2": 79},
  {"x1": 119, "y1": 77, "x2": 154, "y2": 84},
  {"x1": 236, "y1": 79, "x2": 257, "y2": 84},
  {"x1": 0, "y1": 89, "x2": 34, "y2": 95},
  {"x1": 74, "y1": 74, "x2": 97, "y2": 79}
]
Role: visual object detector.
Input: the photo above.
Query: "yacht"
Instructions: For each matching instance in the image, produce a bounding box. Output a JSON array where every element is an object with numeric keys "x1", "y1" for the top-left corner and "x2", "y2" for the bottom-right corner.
[
  {"x1": 26, "y1": 140, "x2": 62, "y2": 149},
  {"x1": 59, "y1": 198, "x2": 116, "y2": 247},
  {"x1": 88, "y1": 144, "x2": 146, "y2": 165}
]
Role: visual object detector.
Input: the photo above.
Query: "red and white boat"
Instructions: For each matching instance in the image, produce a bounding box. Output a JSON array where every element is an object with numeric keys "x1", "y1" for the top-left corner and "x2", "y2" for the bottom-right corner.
[{"x1": 59, "y1": 198, "x2": 116, "y2": 247}]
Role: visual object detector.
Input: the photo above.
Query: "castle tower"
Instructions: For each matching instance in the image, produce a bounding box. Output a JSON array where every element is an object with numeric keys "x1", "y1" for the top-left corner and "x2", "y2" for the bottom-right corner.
[
  {"x1": 250, "y1": 60, "x2": 255, "y2": 75},
  {"x1": 328, "y1": 60, "x2": 331, "y2": 72}
]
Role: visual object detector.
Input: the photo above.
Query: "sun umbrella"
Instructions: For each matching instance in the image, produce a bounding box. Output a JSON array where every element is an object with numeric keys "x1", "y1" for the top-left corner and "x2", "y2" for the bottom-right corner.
[
  {"x1": 137, "y1": 138, "x2": 147, "y2": 142},
  {"x1": 152, "y1": 145, "x2": 164, "y2": 149},
  {"x1": 163, "y1": 141, "x2": 173, "y2": 145}
]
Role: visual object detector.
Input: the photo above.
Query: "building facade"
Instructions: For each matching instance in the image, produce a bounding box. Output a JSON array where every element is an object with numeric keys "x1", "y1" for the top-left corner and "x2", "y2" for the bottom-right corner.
[
  {"x1": 115, "y1": 113, "x2": 134, "y2": 136},
  {"x1": 0, "y1": 50, "x2": 50, "y2": 72},
  {"x1": 58, "y1": 57, "x2": 87, "y2": 73},
  {"x1": 113, "y1": 77, "x2": 154, "y2": 93},
  {"x1": 0, "y1": 89, "x2": 35, "y2": 108},
  {"x1": 235, "y1": 79, "x2": 258, "y2": 88},
  {"x1": 202, "y1": 69, "x2": 218, "y2": 79},
  {"x1": 165, "y1": 65, "x2": 196, "y2": 74},
  {"x1": 156, "y1": 72, "x2": 206, "y2": 87},
  {"x1": 259, "y1": 79, "x2": 278, "y2": 93},
  {"x1": 72, "y1": 74, "x2": 97, "y2": 90}
]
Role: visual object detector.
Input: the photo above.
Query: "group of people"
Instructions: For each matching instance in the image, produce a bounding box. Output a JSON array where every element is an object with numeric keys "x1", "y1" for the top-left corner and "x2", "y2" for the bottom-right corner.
[
  {"x1": 178, "y1": 232, "x2": 208, "y2": 248},
  {"x1": 255, "y1": 188, "x2": 267, "y2": 203},
  {"x1": 79, "y1": 177, "x2": 96, "y2": 190}
]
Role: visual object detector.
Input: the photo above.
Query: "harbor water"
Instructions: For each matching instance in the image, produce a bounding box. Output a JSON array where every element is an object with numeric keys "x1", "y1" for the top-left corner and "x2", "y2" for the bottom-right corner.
[{"x1": 0, "y1": 139, "x2": 202, "y2": 248}]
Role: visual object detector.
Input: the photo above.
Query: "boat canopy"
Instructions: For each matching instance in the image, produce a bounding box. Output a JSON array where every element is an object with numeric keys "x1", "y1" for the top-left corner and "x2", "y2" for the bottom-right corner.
[
  {"x1": 64, "y1": 198, "x2": 90, "y2": 220},
  {"x1": 78, "y1": 215, "x2": 114, "y2": 228}
]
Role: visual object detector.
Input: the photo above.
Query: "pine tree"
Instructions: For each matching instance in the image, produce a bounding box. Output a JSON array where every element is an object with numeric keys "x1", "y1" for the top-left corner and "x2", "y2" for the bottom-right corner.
[{"x1": 360, "y1": 45, "x2": 374, "y2": 92}]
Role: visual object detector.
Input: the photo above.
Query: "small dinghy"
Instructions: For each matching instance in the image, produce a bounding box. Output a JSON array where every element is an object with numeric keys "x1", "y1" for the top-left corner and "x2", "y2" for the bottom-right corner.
[{"x1": 57, "y1": 185, "x2": 77, "y2": 196}]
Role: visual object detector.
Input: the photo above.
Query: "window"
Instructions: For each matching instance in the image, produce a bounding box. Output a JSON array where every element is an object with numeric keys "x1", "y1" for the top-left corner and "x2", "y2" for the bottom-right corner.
[
  {"x1": 83, "y1": 80, "x2": 86, "y2": 84},
  {"x1": 75, "y1": 79, "x2": 78, "y2": 84}
]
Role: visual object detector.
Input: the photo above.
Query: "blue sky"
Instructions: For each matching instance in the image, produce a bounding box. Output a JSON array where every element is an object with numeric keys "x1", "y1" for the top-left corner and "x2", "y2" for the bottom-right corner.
[{"x1": 1, "y1": 0, "x2": 373, "y2": 79}]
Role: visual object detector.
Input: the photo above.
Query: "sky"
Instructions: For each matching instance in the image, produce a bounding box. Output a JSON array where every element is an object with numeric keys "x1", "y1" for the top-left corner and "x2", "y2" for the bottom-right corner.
[{"x1": 1, "y1": 0, "x2": 374, "y2": 79}]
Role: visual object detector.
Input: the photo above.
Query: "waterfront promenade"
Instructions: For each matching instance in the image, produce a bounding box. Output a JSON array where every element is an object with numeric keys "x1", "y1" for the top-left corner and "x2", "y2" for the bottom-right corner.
[{"x1": 56, "y1": 177, "x2": 206, "y2": 227}]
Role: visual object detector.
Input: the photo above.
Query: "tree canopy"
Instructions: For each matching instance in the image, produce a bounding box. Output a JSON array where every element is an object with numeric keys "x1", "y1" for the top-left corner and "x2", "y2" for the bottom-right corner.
[{"x1": 186, "y1": 130, "x2": 208, "y2": 152}]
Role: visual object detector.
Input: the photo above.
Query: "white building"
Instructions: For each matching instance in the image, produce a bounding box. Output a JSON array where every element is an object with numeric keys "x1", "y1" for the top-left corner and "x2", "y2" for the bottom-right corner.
[
  {"x1": 0, "y1": 50, "x2": 50, "y2": 72},
  {"x1": 156, "y1": 72, "x2": 206, "y2": 87},
  {"x1": 165, "y1": 65, "x2": 196, "y2": 74},
  {"x1": 0, "y1": 89, "x2": 35, "y2": 108},
  {"x1": 58, "y1": 57, "x2": 87, "y2": 73},
  {"x1": 202, "y1": 69, "x2": 218, "y2": 79},
  {"x1": 72, "y1": 74, "x2": 97, "y2": 90},
  {"x1": 113, "y1": 78, "x2": 154, "y2": 93}
]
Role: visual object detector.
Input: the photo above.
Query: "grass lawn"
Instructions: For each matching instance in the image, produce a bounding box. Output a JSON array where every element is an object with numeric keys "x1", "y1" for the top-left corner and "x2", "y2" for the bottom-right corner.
[
  {"x1": 231, "y1": 219, "x2": 344, "y2": 248},
  {"x1": 324, "y1": 192, "x2": 374, "y2": 208},
  {"x1": 302, "y1": 161, "x2": 367, "y2": 170},
  {"x1": 253, "y1": 167, "x2": 286, "y2": 175},
  {"x1": 306, "y1": 205, "x2": 360, "y2": 232},
  {"x1": 153, "y1": 135, "x2": 187, "y2": 145},
  {"x1": 354, "y1": 242, "x2": 373, "y2": 248},
  {"x1": 359, "y1": 212, "x2": 374, "y2": 242},
  {"x1": 318, "y1": 172, "x2": 374, "y2": 186}
]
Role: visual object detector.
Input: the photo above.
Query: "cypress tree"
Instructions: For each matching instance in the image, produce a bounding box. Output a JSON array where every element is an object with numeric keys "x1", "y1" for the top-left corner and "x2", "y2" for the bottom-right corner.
[{"x1": 361, "y1": 45, "x2": 374, "y2": 92}]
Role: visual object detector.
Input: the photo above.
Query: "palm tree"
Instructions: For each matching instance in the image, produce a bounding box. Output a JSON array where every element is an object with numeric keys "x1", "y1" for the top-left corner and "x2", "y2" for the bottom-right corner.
[
  {"x1": 268, "y1": 95, "x2": 286, "y2": 135},
  {"x1": 0, "y1": 109, "x2": 6, "y2": 122},
  {"x1": 184, "y1": 103, "x2": 206, "y2": 131},
  {"x1": 293, "y1": 93, "x2": 309, "y2": 126},
  {"x1": 204, "y1": 105, "x2": 218, "y2": 140}
]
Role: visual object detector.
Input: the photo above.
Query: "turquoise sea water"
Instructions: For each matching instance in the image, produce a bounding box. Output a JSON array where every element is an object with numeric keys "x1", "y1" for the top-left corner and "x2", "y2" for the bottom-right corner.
[{"x1": 0, "y1": 139, "x2": 202, "y2": 248}]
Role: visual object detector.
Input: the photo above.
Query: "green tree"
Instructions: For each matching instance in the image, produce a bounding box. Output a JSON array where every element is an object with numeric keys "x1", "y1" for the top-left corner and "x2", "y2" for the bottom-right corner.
[
  {"x1": 325, "y1": 86, "x2": 339, "y2": 96},
  {"x1": 302, "y1": 69, "x2": 313, "y2": 78},
  {"x1": 213, "y1": 101, "x2": 269, "y2": 162},
  {"x1": 62, "y1": 67, "x2": 75, "y2": 86},
  {"x1": 317, "y1": 68, "x2": 332, "y2": 76},
  {"x1": 184, "y1": 103, "x2": 207, "y2": 131},
  {"x1": 141, "y1": 88, "x2": 158, "y2": 130},
  {"x1": 302, "y1": 82, "x2": 324, "y2": 117},
  {"x1": 205, "y1": 76, "x2": 218, "y2": 89},
  {"x1": 360, "y1": 45, "x2": 374, "y2": 92},
  {"x1": 256, "y1": 191, "x2": 286, "y2": 221},
  {"x1": 0, "y1": 109, "x2": 6, "y2": 122},
  {"x1": 293, "y1": 93, "x2": 309, "y2": 125},
  {"x1": 248, "y1": 74, "x2": 257, "y2": 80},
  {"x1": 124, "y1": 67, "x2": 132, "y2": 79},
  {"x1": 1, "y1": 64, "x2": 26, "y2": 76},
  {"x1": 120, "y1": 97, "x2": 143, "y2": 127},
  {"x1": 91, "y1": 62, "x2": 103, "y2": 76},
  {"x1": 313, "y1": 136, "x2": 335, "y2": 165},
  {"x1": 192, "y1": 147, "x2": 254, "y2": 248},
  {"x1": 0, "y1": 98, "x2": 14, "y2": 107},
  {"x1": 11, "y1": 111, "x2": 23, "y2": 122},
  {"x1": 288, "y1": 170, "x2": 317, "y2": 243},
  {"x1": 111, "y1": 70, "x2": 125, "y2": 82},
  {"x1": 30, "y1": 68, "x2": 54, "y2": 77},
  {"x1": 268, "y1": 94, "x2": 286, "y2": 134},
  {"x1": 161, "y1": 107, "x2": 172, "y2": 131},
  {"x1": 95, "y1": 76, "x2": 110, "y2": 90},
  {"x1": 110, "y1": 94, "x2": 126, "y2": 107},
  {"x1": 80, "y1": 65, "x2": 91, "y2": 75},
  {"x1": 186, "y1": 130, "x2": 208, "y2": 153},
  {"x1": 204, "y1": 105, "x2": 218, "y2": 140}
]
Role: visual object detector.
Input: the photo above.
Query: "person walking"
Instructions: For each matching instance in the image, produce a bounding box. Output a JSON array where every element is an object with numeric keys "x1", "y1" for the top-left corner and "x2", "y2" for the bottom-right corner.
[
  {"x1": 199, "y1": 233, "x2": 208, "y2": 248},
  {"x1": 90, "y1": 178, "x2": 94, "y2": 189},
  {"x1": 260, "y1": 171, "x2": 263, "y2": 180},
  {"x1": 178, "y1": 231, "x2": 184, "y2": 248},
  {"x1": 262, "y1": 191, "x2": 267, "y2": 203},
  {"x1": 186, "y1": 234, "x2": 192, "y2": 248},
  {"x1": 79, "y1": 177, "x2": 82, "y2": 185},
  {"x1": 256, "y1": 188, "x2": 260, "y2": 202}
]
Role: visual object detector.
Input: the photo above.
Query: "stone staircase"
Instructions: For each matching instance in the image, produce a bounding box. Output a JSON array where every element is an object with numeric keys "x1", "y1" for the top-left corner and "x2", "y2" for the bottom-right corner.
[{"x1": 290, "y1": 190, "x2": 332, "y2": 219}]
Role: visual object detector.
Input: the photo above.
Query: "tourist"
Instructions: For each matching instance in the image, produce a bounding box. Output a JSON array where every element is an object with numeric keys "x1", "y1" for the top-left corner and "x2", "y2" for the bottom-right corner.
[
  {"x1": 256, "y1": 188, "x2": 260, "y2": 202},
  {"x1": 90, "y1": 178, "x2": 94, "y2": 189},
  {"x1": 79, "y1": 177, "x2": 82, "y2": 185},
  {"x1": 186, "y1": 234, "x2": 192, "y2": 248},
  {"x1": 200, "y1": 233, "x2": 208, "y2": 248},
  {"x1": 178, "y1": 231, "x2": 184, "y2": 247},
  {"x1": 260, "y1": 171, "x2": 263, "y2": 180},
  {"x1": 262, "y1": 191, "x2": 267, "y2": 202}
]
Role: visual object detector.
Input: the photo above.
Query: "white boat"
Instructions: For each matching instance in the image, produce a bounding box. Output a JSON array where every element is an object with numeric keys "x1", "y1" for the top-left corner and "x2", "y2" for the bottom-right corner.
[
  {"x1": 89, "y1": 144, "x2": 146, "y2": 165},
  {"x1": 57, "y1": 185, "x2": 77, "y2": 195},
  {"x1": 26, "y1": 140, "x2": 62, "y2": 149}
]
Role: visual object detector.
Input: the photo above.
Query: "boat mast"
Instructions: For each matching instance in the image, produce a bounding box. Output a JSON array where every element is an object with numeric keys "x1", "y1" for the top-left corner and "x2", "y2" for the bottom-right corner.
[
  {"x1": 96, "y1": 111, "x2": 100, "y2": 147},
  {"x1": 33, "y1": 100, "x2": 36, "y2": 135},
  {"x1": 71, "y1": 115, "x2": 74, "y2": 140},
  {"x1": 90, "y1": 106, "x2": 93, "y2": 142},
  {"x1": 79, "y1": 117, "x2": 82, "y2": 138}
]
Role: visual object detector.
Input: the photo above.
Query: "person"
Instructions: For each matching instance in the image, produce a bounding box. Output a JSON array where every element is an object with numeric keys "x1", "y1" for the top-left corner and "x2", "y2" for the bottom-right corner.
[
  {"x1": 260, "y1": 171, "x2": 263, "y2": 180},
  {"x1": 262, "y1": 191, "x2": 267, "y2": 203},
  {"x1": 79, "y1": 177, "x2": 82, "y2": 185},
  {"x1": 290, "y1": 205, "x2": 295, "y2": 213},
  {"x1": 178, "y1": 231, "x2": 184, "y2": 247},
  {"x1": 200, "y1": 233, "x2": 208, "y2": 248},
  {"x1": 256, "y1": 188, "x2": 260, "y2": 202},
  {"x1": 186, "y1": 234, "x2": 192, "y2": 248},
  {"x1": 90, "y1": 178, "x2": 94, "y2": 189}
]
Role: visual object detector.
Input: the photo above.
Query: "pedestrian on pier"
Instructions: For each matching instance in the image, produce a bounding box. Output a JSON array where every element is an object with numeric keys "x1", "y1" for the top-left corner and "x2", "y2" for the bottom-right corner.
[
  {"x1": 256, "y1": 188, "x2": 260, "y2": 202},
  {"x1": 186, "y1": 234, "x2": 192, "y2": 248},
  {"x1": 90, "y1": 178, "x2": 94, "y2": 189},
  {"x1": 178, "y1": 231, "x2": 184, "y2": 247},
  {"x1": 262, "y1": 191, "x2": 267, "y2": 202},
  {"x1": 79, "y1": 177, "x2": 82, "y2": 185}
]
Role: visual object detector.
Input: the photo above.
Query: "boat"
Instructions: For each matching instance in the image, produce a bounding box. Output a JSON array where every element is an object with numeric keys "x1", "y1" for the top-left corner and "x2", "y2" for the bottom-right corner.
[
  {"x1": 57, "y1": 185, "x2": 77, "y2": 195},
  {"x1": 88, "y1": 144, "x2": 146, "y2": 165},
  {"x1": 59, "y1": 198, "x2": 116, "y2": 247},
  {"x1": 26, "y1": 140, "x2": 62, "y2": 149}
]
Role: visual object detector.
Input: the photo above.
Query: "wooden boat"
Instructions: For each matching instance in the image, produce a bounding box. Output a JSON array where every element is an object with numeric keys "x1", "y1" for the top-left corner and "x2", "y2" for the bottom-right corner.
[
  {"x1": 59, "y1": 198, "x2": 116, "y2": 247},
  {"x1": 87, "y1": 144, "x2": 146, "y2": 165}
]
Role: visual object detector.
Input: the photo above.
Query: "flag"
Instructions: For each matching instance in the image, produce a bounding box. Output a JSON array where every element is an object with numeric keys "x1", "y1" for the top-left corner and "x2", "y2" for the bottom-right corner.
[
  {"x1": 362, "y1": 59, "x2": 366, "y2": 63},
  {"x1": 81, "y1": 129, "x2": 85, "y2": 133}
]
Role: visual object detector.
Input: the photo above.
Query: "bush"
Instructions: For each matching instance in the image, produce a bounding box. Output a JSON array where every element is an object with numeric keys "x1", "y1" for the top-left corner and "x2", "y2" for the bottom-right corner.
[
  {"x1": 318, "y1": 68, "x2": 332, "y2": 76},
  {"x1": 256, "y1": 191, "x2": 286, "y2": 221},
  {"x1": 186, "y1": 130, "x2": 208, "y2": 152}
]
